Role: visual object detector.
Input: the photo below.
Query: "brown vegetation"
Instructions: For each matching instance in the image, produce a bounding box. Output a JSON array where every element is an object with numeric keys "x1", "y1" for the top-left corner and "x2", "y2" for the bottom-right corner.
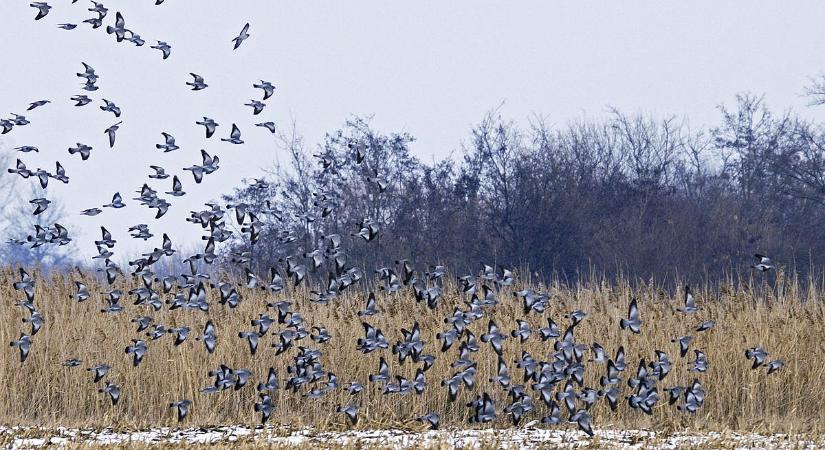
[{"x1": 0, "y1": 267, "x2": 822, "y2": 435}]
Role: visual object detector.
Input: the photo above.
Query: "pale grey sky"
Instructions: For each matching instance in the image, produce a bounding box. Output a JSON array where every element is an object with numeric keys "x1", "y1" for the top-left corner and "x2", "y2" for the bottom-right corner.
[{"x1": 2, "y1": 1, "x2": 825, "y2": 259}]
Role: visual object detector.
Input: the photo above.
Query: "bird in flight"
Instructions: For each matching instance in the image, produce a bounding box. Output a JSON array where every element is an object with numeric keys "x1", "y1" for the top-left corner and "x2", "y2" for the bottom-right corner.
[
  {"x1": 30, "y1": 2, "x2": 51, "y2": 20},
  {"x1": 233, "y1": 23, "x2": 250, "y2": 50},
  {"x1": 186, "y1": 73, "x2": 208, "y2": 91},
  {"x1": 151, "y1": 41, "x2": 172, "y2": 59}
]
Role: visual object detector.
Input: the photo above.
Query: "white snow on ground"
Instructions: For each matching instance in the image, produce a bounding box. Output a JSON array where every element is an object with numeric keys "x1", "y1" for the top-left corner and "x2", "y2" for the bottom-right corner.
[{"x1": 1, "y1": 425, "x2": 821, "y2": 449}]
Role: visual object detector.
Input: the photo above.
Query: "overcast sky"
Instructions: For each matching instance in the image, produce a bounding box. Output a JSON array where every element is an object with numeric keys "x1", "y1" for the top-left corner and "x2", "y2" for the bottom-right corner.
[{"x1": 2, "y1": 1, "x2": 825, "y2": 260}]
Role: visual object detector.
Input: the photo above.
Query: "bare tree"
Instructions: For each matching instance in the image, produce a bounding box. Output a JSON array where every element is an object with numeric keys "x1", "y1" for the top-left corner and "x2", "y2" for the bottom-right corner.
[{"x1": 804, "y1": 74, "x2": 825, "y2": 106}]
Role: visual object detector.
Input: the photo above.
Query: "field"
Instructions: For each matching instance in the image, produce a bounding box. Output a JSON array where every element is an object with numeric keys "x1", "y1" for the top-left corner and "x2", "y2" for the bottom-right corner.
[{"x1": 0, "y1": 267, "x2": 823, "y2": 448}]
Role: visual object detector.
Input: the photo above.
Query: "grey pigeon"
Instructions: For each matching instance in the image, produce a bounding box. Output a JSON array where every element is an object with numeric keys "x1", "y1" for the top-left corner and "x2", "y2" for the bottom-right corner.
[
  {"x1": 538, "y1": 317, "x2": 560, "y2": 341},
  {"x1": 480, "y1": 320, "x2": 507, "y2": 355},
  {"x1": 169, "y1": 400, "x2": 192, "y2": 422},
  {"x1": 99, "y1": 382, "x2": 120, "y2": 405},
  {"x1": 71, "y1": 95, "x2": 91, "y2": 106},
  {"x1": 77, "y1": 62, "x2": 98, "y2": 83},
  {"x1": 336, "y1": 404, "x2": 358, "y2": 425},
  {"x1": 31, "y1": 2, "x2": 51, "y2": 20},
  {"x1": 346, "y1": 381, "x2": 363, "y2": 395},
  {"x1": 510, "y1": 319, "x2": 532, "y2": 342},
  {"x1": 72, "y1": 281, "x2": 91, "y2": 302},
  {"x1": 368, "y1": 356, "x2": 391, "y2": 384},
  {"x1": 186, "y1": 73, "x2": 207, "y2": 90},
  {"x1": 165, "y1": 175, "x2": 185, "y2": 197},
  {"x1": 10, "y1": 114, "x2": 30, "y2": 126},
  {"x1": 565, "y1": 309, "x2": 587, "y2": 327},
  {"x1": 27, "y1": 100, "x2": 50, "y2": 110},
  {"x1": 125, "y1": 339, "x2": 148, "y2": 366},
  {"x1": 22, "y1": 311, "x2": 44, "y2": 335},
  {"x1": 131, "y1": 316, "x2": 152, "y2": 332},
  {"x1": 195, "y1": 117, "x2": 218, "y2": 138},
  {"x1": 417, "y1": 412, "x2": 439, "y2": 430},
  {"x1": 245, "y1": 100, "x2": 266, "y2": 115},
  {"x1": 100, "y1": 99, "x2": 121, "y2": 117},
  {"x1": 221, "y1": 123, "x2": 244, "y2": 144},
  {"x1": 357, "y1": 292, "x2": 379, "y2": 317},
  {"x1": 170, "y1": 327, "x2": 190, "y2": 346},
  {"x1": 541, "y1": 400, "x2": 563, "y2": 424},
  {"x1": 10, "y1": 334, "x2": 32, "y2": 362},
  {"x1": 83, "y1": 17, "x2": 102, "y2": 29},
  {"x1": 88, "y1": 1, "x2": 107, "y2": 16},
  {"x1": 695, "y1": 320, "x2": 715, "y2": 332},
  {"x1": 63, "y1": 358, "x2": 82, "y2": 367},
  {"x1": 257, "y1": 367, "x2": 279, "y2": 392},
  {"x1": 745, "y1": 346, "x2": 769, "y2": 369},
  {"x1": 12, "y1": 269, "x2": 35, "y2": 301},
  {"x1": 103, "y1": 192, "x2": 125, "y2": 208},
  {"x1": 238, "y1": 331, "x2": 259, "y2": 355},
  {"x1": 677, "y1": 378, "x2": 705, "y2": 413},
  {"x1": 105, "y1": 121, "x2": 123, "y2": 148},
  {"x1": 254, "y1": 393, "x2": 274, "y2": 423},
  {"x1": 130, "y1": 32, "x2": 147, "y2": 46},
  {"x1": 156, "y1": 132, "x2": 179, "y2": 152},
  {"x1": 88, "y1": 364, "x2": 110, "y2": 382},
  {"x1": 232, "y1": 23, "x2": 250, "y2": 49},
  {"x1": 30, "y1": 198, "x2": 50, "y2": 215},
  {"x1": 106, "y1": 11, "x2": 127, "y2": 42},
  {"x1": 149, "y1": 165, "x2": 169, "y2": 179},
  {"x1": 570, "y1": 409, "x2": 594, "y2": 436},
  {"x1": 598, "y1": 386, "x2": 620, "y2": 411},
  {"x1": 678, "y1": 286, "x2": 698, "y2": 313},
  {"x1": 752, "y1": 253, "x2": 774, "y2": 272},
  {"x1": 690, "y1": 349, "x2": 708, "y2": 372},
  {"x1": 68, "y1": 143, "x2": 92, "y2": 160},
  {"x1": 253, "y1": 80, "x2": 275, "y2": 100},
  {"x1": 1, "y1": 119, "x2": 15, "y2": 134},
  {"x1": 619, "y1": 298, "x2": 642, "y2": 333},
  {"x1": 255, "y1": 121, "x2": 277, "y2": 133},
  {"x1": 151, "y1": 41, "x2": 171, "y2": 59},
  {"x1": 589, "y1": 343, "x2": 607, "y2": 363},
  {"x1": 489, "y1": 356, "x2": 511, "y2": 388},
  {"x1": 766, "y1": 359, "x2": 784, "y2": 374},
  {"x1": 196, "y1": 320, "x2": 217, "y2": 354}
]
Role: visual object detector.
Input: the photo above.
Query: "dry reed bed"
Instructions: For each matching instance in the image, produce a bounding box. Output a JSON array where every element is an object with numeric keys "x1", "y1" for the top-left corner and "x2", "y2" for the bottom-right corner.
[{"x1": 0, "y1": 266, "x2": 823, "y2": 435}]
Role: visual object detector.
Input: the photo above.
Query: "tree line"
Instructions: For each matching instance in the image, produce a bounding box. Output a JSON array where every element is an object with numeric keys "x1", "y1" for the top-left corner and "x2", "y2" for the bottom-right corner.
[{"x1": 222, "y1": 92, "x2": 825, "y2": 283}]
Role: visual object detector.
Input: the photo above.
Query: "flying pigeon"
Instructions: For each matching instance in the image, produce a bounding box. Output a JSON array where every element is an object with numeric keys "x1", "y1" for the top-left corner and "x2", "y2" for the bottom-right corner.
[
  {"x1": 232, "y1": 23, "x2": 250, "y2": 50},
  {"x1": 196, "y1": 117, "x2": 218, "y2": 138},
  {"x1": 71, "y1": 95, "x2": 92, "y2": 106},
  {"x1": 100, "y1": 99, "x2": 121, "y2": 117},
  {"x1": 186, "y1": 73, "x2": 207, "y2": 91},
  {"x1": 105, "y1": 121, "x2": 123, "y2": 148},
  {"x1": 156, "y1": 132, "x2": 179, "y2": 152},
  {"x1": 619, "y1": 298, "x2": 642, "y2": 333},
  {"x1": 169, "y1": 400, "x2": 192, "y2": 422},
  {"x1": 30, "y1": 2, "x2": 51, "y2": 20},
  {"x1": 221, "y1": 124, "x2": 244, "y2": 144},
  {"x1": 253, "y1": 80, "x2": 275, "y2": 99},
  {"x1": 752, "y1": 254, "x2": 774, "y2": 272},
  {"x1": 27, "y1": 100, "x2": 50, "y2": 110},
  {"x1": 99, "y1": 382, "x2": 120, "y2": 405},
  {"x1": 151, "y1": 41, "x2": 171, "y2": 59}
]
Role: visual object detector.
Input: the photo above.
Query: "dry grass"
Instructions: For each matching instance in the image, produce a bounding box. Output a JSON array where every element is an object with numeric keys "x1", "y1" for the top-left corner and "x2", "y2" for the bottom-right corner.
[{"x1": 0, "y1": 266, "x2": 823, "y2": 436}]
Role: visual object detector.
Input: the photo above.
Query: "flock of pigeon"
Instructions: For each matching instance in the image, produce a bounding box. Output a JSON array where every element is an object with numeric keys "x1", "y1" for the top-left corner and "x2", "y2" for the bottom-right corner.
[{"x1": 4, "y1": 1, "x2": 785, "y2": 436}]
